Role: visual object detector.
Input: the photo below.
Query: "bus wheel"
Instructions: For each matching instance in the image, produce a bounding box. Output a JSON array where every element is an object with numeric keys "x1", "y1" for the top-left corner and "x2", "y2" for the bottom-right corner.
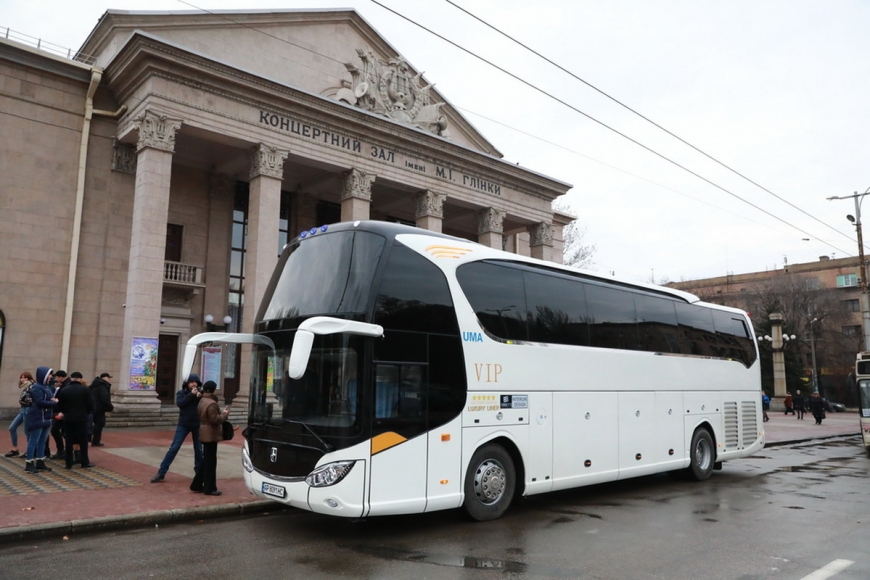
[
  {"x1": 688, "y1": 428, "x2": 715, "y2": 481},
  {"x1": 463, "y1": 444, "x2": 515, "y2": 521}
]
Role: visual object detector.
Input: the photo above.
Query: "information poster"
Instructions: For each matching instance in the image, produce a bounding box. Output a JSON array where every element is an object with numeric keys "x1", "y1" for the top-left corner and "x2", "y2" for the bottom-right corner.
[
  {"x1": 129, "y1": 337, "x2": 158, "y2": 390},
  {"x1": 201, "y1": 346, "x2": 222, "y2": 388}
]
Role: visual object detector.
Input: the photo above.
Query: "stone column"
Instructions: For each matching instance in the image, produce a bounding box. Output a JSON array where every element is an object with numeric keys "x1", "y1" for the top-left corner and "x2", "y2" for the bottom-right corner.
[
  {"x1": 340, "y1": 168, "x2": 375, "y2": 222},
  {"x1": 477, "y1": 207, "x2": 505, "y2": 249},
  {"x1": 234, "y1": 144, "x2": 287, "y2": 415},
  {"x1": 770, "y1": 313, "x2": 788, "y2": 400},
  {"x1": 415, "y1": 190, "x2": 445, "y2": 232},
  {"x1": 529, "y1": 222, "x2": 555, "y2": 262},
  {"x1": 116, "y1": 111, "x2": 182, "y2": 413}
]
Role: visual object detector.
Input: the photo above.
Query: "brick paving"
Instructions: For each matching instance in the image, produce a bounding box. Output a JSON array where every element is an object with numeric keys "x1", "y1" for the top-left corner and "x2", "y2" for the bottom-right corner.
[{"x1": 0, "y1": 413, "x2": 862, "y2": 541}]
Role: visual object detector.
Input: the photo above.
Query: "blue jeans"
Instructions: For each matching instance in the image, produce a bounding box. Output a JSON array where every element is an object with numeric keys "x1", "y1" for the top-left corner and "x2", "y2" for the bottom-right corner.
[
  {"x1": 157, "y1": 424, "x2": 202, "y2": 477},
  {"x1": 25, "y1": 424, "x2": 51, "y2": 461},
  {"x1": 8, "y1": 408, "x2": 26, "y2": 447}
]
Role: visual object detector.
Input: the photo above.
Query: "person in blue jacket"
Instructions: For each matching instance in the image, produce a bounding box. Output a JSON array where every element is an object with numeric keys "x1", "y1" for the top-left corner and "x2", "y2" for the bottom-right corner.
[
  {"x1": 24, "y1": 366, "x2": 58, "y2": 473},
  {"x1": 761, "y1": 391, "x2": 771, "y2": 422},
  {"x1": 150, "y1": 374, "x2": 204, "y2": 483}
]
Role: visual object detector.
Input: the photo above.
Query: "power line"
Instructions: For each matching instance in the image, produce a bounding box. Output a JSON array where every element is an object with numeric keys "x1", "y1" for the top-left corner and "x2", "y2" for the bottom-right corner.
[
  {"x1": 370, "y1": 0, "x2": 853, "y2": 256},
  {"x1": 442, "y1": 0, "x2": 854, "y2": 247}
]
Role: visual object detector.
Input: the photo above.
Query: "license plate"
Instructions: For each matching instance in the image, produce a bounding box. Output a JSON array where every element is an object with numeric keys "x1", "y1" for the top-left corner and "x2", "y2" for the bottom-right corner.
[{"x1": 261, "y1": 482, "x2": 286, "y2": 498}]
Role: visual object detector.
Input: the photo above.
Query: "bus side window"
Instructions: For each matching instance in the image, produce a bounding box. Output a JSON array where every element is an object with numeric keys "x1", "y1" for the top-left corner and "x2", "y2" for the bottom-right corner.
[{"x1": 375, "y1": 365, "x2": 399, "y2": 419}]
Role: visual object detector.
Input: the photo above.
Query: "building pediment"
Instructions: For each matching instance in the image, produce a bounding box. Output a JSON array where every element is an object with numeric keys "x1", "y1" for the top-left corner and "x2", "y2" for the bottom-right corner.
[{"x1": 80, "y1": 8, "x2": 499, "y2": 156}]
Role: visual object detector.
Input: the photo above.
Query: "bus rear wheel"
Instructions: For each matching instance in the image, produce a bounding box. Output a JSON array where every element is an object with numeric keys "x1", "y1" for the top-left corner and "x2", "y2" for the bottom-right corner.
[
  {"x1": 688, "y1": 428, "x2": 715, "y2": 481},
  {"x1": 463, "y1": 444, "x2": 515, "y2": 521}
]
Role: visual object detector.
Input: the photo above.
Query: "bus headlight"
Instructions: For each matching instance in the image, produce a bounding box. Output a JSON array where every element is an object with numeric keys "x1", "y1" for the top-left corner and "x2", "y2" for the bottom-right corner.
[
  {"x1": 242, "y1": 446, "x2": 254, "y2": 473},
  {"x1": 305, "y1": 460, "x2": 355, "y2": 487}
]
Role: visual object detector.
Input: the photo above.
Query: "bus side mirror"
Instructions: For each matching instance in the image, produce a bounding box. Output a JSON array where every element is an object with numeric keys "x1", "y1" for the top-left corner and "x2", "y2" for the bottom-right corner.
[{"x1": 288, "y1": 330, "x2": 314, "y2": 379}]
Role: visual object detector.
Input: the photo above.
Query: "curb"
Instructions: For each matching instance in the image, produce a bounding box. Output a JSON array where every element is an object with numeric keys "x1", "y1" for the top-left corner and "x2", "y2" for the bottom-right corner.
[
  {"x1": 764, "y1": 433, "x2": 859, "y2": 448},
  {"x1": 0, "y1": 500, "x2": 288, "y2": 543}
]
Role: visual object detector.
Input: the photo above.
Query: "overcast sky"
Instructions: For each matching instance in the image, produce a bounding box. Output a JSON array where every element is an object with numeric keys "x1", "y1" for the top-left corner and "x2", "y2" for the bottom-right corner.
[{"x1": 4, "y1": 0, "x2": 869, "y2": 284}]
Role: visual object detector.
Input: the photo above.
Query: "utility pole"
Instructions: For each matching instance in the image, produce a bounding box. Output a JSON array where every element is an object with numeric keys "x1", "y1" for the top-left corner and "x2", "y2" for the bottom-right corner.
[{"x1": 827, "y1": 189, "x2": 870, "y2": 351}]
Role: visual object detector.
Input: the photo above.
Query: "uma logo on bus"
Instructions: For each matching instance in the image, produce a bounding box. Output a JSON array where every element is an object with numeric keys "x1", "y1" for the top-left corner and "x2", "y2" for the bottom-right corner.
[{"x1": 463, "y1": 331, "x2": 483, "y2": 342}]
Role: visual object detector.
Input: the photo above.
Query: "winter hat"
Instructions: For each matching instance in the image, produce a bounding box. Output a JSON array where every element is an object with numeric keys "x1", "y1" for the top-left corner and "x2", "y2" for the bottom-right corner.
[
  {"x1": 202, "y1": 380, "x2": 217, "y2": 393},
  {"x1": 186, "y1": 373, "x2": 202, "y2": 387}
]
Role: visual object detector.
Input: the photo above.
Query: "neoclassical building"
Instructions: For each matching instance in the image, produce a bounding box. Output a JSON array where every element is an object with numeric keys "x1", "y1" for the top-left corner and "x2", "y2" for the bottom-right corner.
[{"x1": 0, "y1": 9, "x2": 572, "y2": 420}]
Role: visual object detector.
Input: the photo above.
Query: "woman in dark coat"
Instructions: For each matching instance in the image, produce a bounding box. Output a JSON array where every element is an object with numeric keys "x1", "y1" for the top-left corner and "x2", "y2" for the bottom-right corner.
[
  {"x1": 24, "y1": 366, "x2": 57, "y2": 473},
  {"x1": 808, "y1": 392, "x2": 827, "y2": 425}
]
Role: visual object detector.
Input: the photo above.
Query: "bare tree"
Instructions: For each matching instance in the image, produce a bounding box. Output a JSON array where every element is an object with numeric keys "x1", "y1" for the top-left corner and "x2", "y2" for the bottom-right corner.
[{"x1": 554, "y1": 201, "x2": 595, "y2": 269}]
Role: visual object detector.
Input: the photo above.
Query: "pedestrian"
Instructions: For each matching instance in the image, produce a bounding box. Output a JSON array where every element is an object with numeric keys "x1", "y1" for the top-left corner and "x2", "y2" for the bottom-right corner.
[
  {"x1": 150, "y1": 374, "x2": 204, "y2": 483},
  {"x1": 783, "y1": 392, "x2": 794, "y2": 415},
  {"x1": 48, "y1": 370, "x2": 68, "y2": 459},
  {"x1": 761, "y1": 391, "x2": 770, "y2": 422},
  {"x1": 5, "y1": 371, "x2": 35, "y2": 458},
  {"x1": 23, "y1": 366, "x2": 57, "y2": 473},
  {"x1": 189, "y1": 380, "x2": 230, "y2": 496},
  {"x1": 55, "y1": 371, "x2": 96, "y2": 469},
  {"x1": 89, "y1": 372, "x2": 114, "y2": 446},
  {"x1": 794, "y1": 389, "x2": 806, "y2": 420},
  {"x1": 809, "y1": 392, "x2": 827, "y2": 425}
]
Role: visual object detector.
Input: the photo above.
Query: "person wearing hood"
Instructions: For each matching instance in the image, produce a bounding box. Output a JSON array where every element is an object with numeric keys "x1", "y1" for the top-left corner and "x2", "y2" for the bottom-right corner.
[
  {"x1": 149, "y1": 374, "x2": 204, "y2": 483},
  {"x1": 24, "y1": 366, "x2": 58, "y2": 473},
  {"x1": 189, "y1": 380, "x2": 230, "y2": 496}
]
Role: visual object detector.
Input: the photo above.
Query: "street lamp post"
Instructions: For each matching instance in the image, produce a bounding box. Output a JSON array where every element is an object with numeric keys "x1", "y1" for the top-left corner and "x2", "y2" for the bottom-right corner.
[
  {"x1": 827, "y1": 189, "x2": 870, "y2": 351},
  {"x1": 808, "y1": 317, "x2": 819, "y2": 394}
]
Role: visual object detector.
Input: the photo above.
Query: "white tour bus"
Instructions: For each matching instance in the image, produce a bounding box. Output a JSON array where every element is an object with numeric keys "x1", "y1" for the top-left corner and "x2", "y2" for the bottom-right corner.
[
  {"x1": 182, "y1": 220, "x2": 764, "y2": 521},
  {"x1": 853, "y1": 352, "x2": 870, "y2": 452}
]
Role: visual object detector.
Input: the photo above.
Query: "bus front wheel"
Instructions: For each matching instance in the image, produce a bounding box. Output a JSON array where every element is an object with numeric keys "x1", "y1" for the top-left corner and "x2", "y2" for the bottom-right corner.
[
  {"x1": 463, "y1": 444, "x2": 515, "y2": 521},
  {"x1": 688, "y1": 428, "x2": 715, "y2": 481}
]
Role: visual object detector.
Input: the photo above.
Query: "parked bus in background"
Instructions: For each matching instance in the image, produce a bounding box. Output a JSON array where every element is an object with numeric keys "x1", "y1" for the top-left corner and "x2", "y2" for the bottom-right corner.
[
  {"x1": 854, "y1": 352, "x2": 870, "y2": 453},
  {"x1": 183, "y1": 220, "x2": 764, "y2": 521}
]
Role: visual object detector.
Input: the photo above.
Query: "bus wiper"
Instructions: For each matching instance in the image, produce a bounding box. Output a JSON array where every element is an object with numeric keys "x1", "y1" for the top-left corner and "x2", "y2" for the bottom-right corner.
[{"x1": 285, "y1": 420, "x2": 334, "y2": 452}]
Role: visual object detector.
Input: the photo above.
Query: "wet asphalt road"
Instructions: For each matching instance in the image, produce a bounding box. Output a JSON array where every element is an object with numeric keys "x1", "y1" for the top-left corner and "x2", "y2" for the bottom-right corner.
[{"x1": 2, "y1": 437, "x2": 868, "y2": 580}]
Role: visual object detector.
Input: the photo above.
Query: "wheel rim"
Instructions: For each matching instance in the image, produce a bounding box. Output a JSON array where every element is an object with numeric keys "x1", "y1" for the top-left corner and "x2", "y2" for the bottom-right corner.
[
  {"x1": 695, "y1": 437, "x2": 712, "y2": 471},
  {"x1": 473, "y1": 458, "x2": 507, "y2": 505}
]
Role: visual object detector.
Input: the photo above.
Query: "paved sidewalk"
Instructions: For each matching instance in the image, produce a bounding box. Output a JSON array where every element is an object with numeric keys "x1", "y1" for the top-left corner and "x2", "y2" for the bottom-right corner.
[{"x1": 0, "y1": 412, "x2": 862, "y2": 542}]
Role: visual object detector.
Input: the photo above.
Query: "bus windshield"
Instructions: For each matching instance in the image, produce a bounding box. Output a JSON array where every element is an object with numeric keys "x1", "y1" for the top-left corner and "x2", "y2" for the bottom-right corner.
[
  {"x1": 251, "y1": 333, "x2": 365, "y2": 438},
  {"x1": 260, "y1": 230, "x2": 386, "y2": 321}
]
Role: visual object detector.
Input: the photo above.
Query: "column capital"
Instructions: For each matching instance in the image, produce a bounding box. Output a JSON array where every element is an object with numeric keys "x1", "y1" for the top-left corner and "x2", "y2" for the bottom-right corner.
[
  {"x1": 249, "y1": 144, "x2": 288, "y2": 180},
  {"x1": 477, "y1": 207, "x2": 506, "y2": 235},
  {"x1": 135, "y1": 110, "x2": 182, "y2": 153},
  {"x1": 341, "y1": 168, "x2": 376, "y2": 202},
  {"x1": 415, "y1": 190, "x2": 446, "y2": 219},
  {"x1": 528, "y1": 222, "x2": 555, "y2": 247}
]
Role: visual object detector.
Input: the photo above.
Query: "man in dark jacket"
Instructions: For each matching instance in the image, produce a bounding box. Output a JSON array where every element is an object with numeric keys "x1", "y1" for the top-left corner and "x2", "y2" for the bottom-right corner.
[
  {"x1": 56, "y1": 372, "x2": 96, "y2": 468},
  {"x1": 89, "y1": 373, "x2": 114, "y2": 446},
  {"x1": 48, "y1": 370, "x2": 69, "y2": 459},
  {"x1": 150, "y1": 374, "x2": 203, "y2": 483}
]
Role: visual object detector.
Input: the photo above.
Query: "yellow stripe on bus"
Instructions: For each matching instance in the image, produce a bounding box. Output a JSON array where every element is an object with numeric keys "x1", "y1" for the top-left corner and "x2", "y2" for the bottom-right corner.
[
  {"x1": 371, "y1": 432, "x2": 408, "y2": 455},
  {"x1": 424, "y1": 245, "x2": 473, "y2": 259}
]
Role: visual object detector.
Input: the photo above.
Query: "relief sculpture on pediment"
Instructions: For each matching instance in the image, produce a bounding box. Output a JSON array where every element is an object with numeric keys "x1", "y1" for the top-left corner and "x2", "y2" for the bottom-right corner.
[{"x1": 335, "y1": 49, "x2": 451, "y2": 138}]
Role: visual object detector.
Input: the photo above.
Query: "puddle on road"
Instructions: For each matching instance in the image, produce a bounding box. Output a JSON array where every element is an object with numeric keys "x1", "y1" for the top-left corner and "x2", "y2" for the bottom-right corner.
[{"x1": 346, "y1": 545, "x2": 585, "y2": 578}]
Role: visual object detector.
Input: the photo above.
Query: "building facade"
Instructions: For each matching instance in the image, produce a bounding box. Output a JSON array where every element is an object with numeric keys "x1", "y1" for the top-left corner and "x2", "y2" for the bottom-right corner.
[
  {"x1": 670, "y1": 255, "x2": 865, "y2": 402},
  {"x1": 0, "y1": 9, "x2": 573, "y2": 419}
]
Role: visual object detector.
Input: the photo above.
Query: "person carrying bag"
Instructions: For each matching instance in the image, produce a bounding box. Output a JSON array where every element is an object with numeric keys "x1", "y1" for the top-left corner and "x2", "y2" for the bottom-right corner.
[{"x1": 189, "y1": 381, "x2": 229, "y2": 496}]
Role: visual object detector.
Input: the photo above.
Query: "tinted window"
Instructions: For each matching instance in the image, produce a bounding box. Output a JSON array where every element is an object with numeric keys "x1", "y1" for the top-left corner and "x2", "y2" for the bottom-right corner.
[
  {"x1": 524, "y1": 271, "x2": 589, "y2": 346},
  {"x1": 374, "y1": 243, "x2": 459, "y2": 334},
  {"x1": 456, "y1": 262, "x2": 528, "y2": 342},
  {"x1": 674, "y1": 302, "x2": 717, "y2": 356},
  {"x1": 261, "y1": 231, "x2": 385, "y2": 320},
  {"x1": 711, "y1": 309, "x2": 756, "y2": 366},
  {"x1": 634, "y1": 293, "x2": 679, "y2": 353},
  {"x1": 585, "y1": 283, "x2": 638, "y2": 349}
]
